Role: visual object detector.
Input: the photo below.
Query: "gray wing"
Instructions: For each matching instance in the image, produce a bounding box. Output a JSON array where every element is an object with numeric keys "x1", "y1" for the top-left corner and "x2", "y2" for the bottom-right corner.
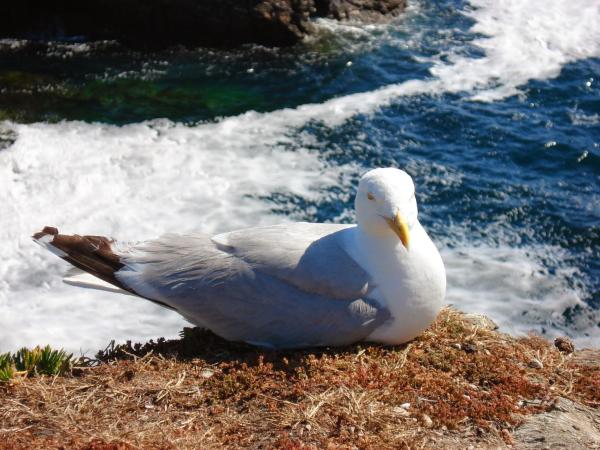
[
  {"x1": 211, "y1": 223, "x2": 372, "y2": 299},
  {"x1": 116, "y1": 223, "x2": 390, "y2": 348}
]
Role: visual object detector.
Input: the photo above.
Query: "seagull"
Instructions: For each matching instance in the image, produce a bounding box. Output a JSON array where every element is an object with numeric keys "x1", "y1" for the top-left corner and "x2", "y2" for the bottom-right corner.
[{"x1": 33, "y1": 168, "x2": 446, "y2": 348}]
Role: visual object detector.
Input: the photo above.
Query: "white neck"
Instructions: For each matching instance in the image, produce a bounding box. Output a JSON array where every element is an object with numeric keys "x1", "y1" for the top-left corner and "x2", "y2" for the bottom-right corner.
[{"x1": 344, "y1": 222, "x2": 446, "y2": 344}]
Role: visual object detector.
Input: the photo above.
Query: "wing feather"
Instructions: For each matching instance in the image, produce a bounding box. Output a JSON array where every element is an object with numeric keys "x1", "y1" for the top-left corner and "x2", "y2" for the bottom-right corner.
[
  {"x1": 115, "y1": 225, "x2": 389, "y2": 348},
  {"x1": 211, "y1": 223, "x2": 373, "y2": 299}
]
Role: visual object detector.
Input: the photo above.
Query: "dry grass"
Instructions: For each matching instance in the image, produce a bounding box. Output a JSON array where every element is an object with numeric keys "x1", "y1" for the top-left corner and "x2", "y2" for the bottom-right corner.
[{"x1": 0, "y1": 308, "x2": 597, "y2": 449}]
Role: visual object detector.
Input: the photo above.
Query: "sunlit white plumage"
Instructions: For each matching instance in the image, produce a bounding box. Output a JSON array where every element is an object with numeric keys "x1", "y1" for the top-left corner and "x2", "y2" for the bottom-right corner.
[
  {"x1": 348, "y1": 168, "x2": 446, "y2": 344},
  {"x1": 35, "y1": 168, "x2": 446, "y2": 348}
]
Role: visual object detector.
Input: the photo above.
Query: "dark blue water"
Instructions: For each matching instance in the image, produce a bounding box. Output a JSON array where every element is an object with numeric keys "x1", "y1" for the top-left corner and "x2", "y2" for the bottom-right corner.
[{"x1": 1, "y1": 0, "x2": 598, "y2": 346}]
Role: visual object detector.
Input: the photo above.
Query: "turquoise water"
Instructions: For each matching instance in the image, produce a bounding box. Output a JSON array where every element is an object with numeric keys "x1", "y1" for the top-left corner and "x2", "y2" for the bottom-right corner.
[{"x1": 0, "y1": 0, "x2": 598, "y2": 351}]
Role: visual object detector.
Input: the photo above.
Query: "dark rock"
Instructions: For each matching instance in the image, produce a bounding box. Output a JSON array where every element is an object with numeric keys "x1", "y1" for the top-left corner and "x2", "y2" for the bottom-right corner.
[
  {"x1": 554, "y1": 336, "x2": 575, "y2": 354},
  {"x1": 0, "y1": 127, "x2": 17, "y2": 151},
  {"x1": 316, "y1": 0, "x2": 407, "y2": 21},
  {"x1": 527, "y1": 358, "x2": 543, "y2": 369},
  {"x1": 462, "y1": 342, "x2": 477, "y2": 354},
  {"x1": 0, "y1": 0, "x2": 407, "y2": 49}
]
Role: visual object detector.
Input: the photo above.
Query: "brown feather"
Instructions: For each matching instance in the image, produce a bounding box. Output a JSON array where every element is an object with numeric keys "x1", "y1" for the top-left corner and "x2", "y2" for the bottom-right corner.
[
  {"x1": 33, "y1": 226, "x2": 178, "y2": 311},
  {"x1": 32, "y1": 226, "x2": 130, "y2": 293}
]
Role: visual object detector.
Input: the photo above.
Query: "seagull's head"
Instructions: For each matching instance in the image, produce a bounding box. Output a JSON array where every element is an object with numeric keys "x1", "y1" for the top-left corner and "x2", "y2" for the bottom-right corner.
[{"x1": 355, "y1": 168, "x2": 418, "y2": 249}]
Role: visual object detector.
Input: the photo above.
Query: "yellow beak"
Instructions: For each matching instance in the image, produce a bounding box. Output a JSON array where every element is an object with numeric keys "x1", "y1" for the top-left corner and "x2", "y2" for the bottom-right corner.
[{"x1": 386, "y1": 212, "x2": 410, "y2": 250}]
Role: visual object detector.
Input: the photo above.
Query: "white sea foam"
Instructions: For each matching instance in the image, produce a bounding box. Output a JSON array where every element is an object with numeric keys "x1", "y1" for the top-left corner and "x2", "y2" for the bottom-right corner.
[
  {"x1": 569, "y1": 109, "x2": 600, "y2": 126},
  {"x1": 1, "y1": 0, "x2": 599, "y2": 352},
  {"x1": 443, "y1": 244, "x2": 599, "y2": 347}
]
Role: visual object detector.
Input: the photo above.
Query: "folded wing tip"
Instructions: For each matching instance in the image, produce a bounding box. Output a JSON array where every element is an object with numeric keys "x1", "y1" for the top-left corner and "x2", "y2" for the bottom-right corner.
[
  {"x1": 32, "y1": 226, "x2": 59, "y2": 241},
  {"x1": 32, "y1": 226, "x2": 69, "y2": 257}
]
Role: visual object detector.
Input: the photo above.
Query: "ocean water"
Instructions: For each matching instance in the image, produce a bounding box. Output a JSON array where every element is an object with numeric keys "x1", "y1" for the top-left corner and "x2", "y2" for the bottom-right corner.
[{"x1": 0, "y1": 0, "x2": 598, "y2": 353}]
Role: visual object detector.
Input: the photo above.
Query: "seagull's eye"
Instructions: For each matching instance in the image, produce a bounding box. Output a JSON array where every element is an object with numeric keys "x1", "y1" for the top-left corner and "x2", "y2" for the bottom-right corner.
[{"x1": 367, "y1": 193, "x2": 375, "y2": 201}]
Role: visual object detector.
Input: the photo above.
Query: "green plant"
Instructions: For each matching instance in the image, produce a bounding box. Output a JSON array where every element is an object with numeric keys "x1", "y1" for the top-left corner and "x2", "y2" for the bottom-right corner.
[
  {"x1": 37, "y1": 345, "x2": 73, "y2": 375},
  {"x1": 0, "y1": 346, "x2": 73, "y2": 381},
  {"x1": 14, "y1": 347, "x2": 42, "y2": 373},
  {"x1": 0, "y1": 353, "x2": 16, "y2": 381}
]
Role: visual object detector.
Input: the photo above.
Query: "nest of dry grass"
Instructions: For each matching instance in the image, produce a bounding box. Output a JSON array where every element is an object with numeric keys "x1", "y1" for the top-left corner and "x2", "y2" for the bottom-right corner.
[{"x1": 0, "y1": 308, "x2": 598, "y2": 449}]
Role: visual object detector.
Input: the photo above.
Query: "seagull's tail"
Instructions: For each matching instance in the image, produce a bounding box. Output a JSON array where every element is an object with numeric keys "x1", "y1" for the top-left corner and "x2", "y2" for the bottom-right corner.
[
  {"x1": 33, "y1": 226, "x2": 177, "y2": 310},
  {"x1": 32, "y1": 226, "x2": 131, "y2": 294}
]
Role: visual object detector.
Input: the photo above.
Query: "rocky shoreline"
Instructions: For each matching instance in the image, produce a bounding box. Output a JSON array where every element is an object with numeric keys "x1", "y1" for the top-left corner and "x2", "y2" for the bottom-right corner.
[
  {"x1": 1, "y1": 308, "x2": 598, "y2": 449},
  {"x1": 0, "y1": 0, "x2": 407, "y2": 49}
]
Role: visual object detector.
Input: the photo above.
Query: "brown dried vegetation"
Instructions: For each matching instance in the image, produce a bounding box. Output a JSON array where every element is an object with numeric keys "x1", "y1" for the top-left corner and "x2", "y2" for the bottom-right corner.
[{"x1": 0, "y1": 308, "x2": 597, "y2": 449}]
